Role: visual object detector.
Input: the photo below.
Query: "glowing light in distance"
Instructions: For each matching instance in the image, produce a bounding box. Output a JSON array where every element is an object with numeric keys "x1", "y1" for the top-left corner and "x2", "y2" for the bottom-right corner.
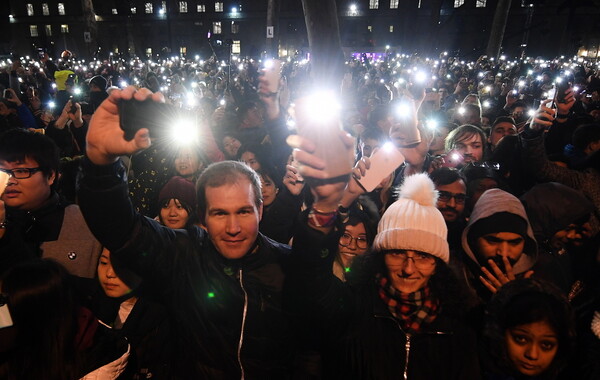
[
  {"x1": 350, "y1": 4, "x2": 357, "y2": 12},
  {"x1": 382, "y1": 141, "x2": 395, "y2": 152},
  {"x1": 518, "y1": 80, "x2": 525, "y2": 87},
  {"x1": 483, "y1": 100, "x2": 491, "y2": 108},
  {"x1": 73, "y1": 88, "x2": 82, "y2": 95},
  {"x1": 414, "y1": 71, "x2": 427, "y2": 83},
  {"x1": 426, "y1": 120, "x2": 438, "y2": 130},
  {"x1": 48, "y1": 101, "x2": 55, "y2": 108},
  {"x1": 395, "y1": 103, "x2": 412, "y2": 118},
  {"x1": 528, "y1": 109, "x2": 535, "y2": 117},
  {"x1": 458, "y1": 107, "x2": 466, "y2": 115},
  {"x1": 120, "y1": 81, "x2": 128, "y2": 88},
  {"x1": 219, "y1": 99, "x2": 226, "y2": 106},
  {"x1": 191, "y1": 82, "x2": 198, "y2": 88}
]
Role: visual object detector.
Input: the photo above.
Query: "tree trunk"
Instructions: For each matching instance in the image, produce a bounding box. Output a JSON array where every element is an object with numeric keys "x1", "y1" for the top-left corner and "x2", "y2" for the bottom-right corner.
[
  {"x1": 266, "y1": 0, "x2": 281, "y2": 58},
  {"x1": 301, "y1": 0, "x2": 345, "y2": 88},
  {"x1": 80, "y1": 0, "x2": 98, "y2": 59},
  {"x1": 486, "y1": 0, "x2": 512, "y2": 59}
]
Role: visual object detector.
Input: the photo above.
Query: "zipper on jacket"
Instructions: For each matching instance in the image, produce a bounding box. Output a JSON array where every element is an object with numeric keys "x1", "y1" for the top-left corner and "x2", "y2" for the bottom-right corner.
[
  {"x1": 403, "y1": 334, "x2": 411, "y2": 380},
  {"x1": 237, "y1": 269, "x2": 248, "y2": 380}
]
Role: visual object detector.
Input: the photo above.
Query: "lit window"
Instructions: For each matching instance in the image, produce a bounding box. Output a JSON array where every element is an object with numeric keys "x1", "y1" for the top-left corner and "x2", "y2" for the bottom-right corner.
[
  {"x1": 146, "y1": 47, "x2": 153, "y2": 56},
  {"x1": 390, "y1": 0, "x2": 398, "y2": 8},
  {"x1": 389, "y1": 25, "x2": 394, "y2": 33},
  {"x1": 131, "y1": 7, "x2": 137, "y2": 13},
  {"x1": 145, "y1": 3, "x2": 153, "y2": 13},
  {"x1": 231, "y1": 22, "x2": 239, "y2": 34},
  {"x1": 215, "y1": 2, "x2": 223, "y2": 12},
  {"x1": 367, "y1": 25, "x2": 372, "y2": 32},
  {"x1": 45, "y1": 24, "x2": 52, "y2": 36},
  {"x1": 179, "y1": 1, "x2": 188, "y2": 12},
  {"x1": 454, "y1": 0, "x2": 464, "y2": 7},
  {"x1": 30, "y1": 25, "x2": 38, "y2": 37},
  {"x1": 112, "y1": 8, "x2": 118, "y2": 14},
  {"x1": 161, "y1": 1, "x2": 166, "y2": 11},
  {"x1": 213, "y1": 21, "x2": 222, "y2": 34},
  {"x1": 197, "y1": 4, "x2": 206, "y2": 12},
  {"x1": 27, "y1": 4, "x2": 34, "y2": 16},
  {"x1": 58, "y1": 3, "x2": 65, "y2": 15},
  {"x1": 42, "y1": 3, "x2": 49, "y2": 15},
  {"x1": 369, "y1": 0, "x2": 379, "y2": 9},
  {"x1": 61, "y1": 24, "x2": 69, "y2": 33},
  {"x1": 180, "y1": 46, "x2": 187, "y2": 55},
  {"x1": 476, "y1": 0, "x2": 486, "y2": 6},
  {"x1": 232, "y1": 40, "x2": 240, "y2": 54}
]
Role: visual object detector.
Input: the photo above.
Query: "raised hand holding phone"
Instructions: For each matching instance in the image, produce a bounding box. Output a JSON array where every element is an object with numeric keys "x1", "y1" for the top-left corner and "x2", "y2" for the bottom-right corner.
[
  {"x1": 355, "y1": 143, "x2": 405, "y2": 192},
  {"x1": 86, "y1": 87, "x2": 163, "y2": 165}
]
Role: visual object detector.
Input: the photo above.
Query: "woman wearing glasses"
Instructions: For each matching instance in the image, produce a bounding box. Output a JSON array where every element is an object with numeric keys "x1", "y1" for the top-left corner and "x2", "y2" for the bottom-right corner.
[
  {"x1": 332, "y1": 204, "x2": 377, "y2": 282},
  {"x1": 290, "y1": 173, "x2": 480, "y2": 379}
]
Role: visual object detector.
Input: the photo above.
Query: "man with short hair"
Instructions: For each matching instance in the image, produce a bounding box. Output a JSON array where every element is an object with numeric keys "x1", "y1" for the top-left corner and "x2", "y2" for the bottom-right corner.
[
  {"x1": 488, "y1": 116, "x2": 517, "y2": 151},
  {"x1": 78, "y1": 87, "x2": 299, "y2": 378},
  {"x1": 0, "y1": 129, "x2": 101, "y2": 277},
  {"x1": 430, "y1": 168, "x2": 468, "y2": 252}
]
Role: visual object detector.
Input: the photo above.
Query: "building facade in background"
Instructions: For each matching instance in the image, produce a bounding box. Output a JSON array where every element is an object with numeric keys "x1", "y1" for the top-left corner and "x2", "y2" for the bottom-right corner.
[{"x1": 3, "y1": 0, "x2": 600, "y2": 60}]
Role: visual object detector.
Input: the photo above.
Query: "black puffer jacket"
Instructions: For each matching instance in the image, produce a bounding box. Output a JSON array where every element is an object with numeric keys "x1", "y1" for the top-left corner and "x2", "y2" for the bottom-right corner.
[{"x1": 78, "y1": 158, "x2": 296, "y2": 379}]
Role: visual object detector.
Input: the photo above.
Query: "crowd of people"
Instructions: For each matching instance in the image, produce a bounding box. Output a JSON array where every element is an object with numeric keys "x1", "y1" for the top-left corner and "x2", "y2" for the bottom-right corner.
[{"x1": 0, "y1": 48, "x2": 599, "y2": 379}]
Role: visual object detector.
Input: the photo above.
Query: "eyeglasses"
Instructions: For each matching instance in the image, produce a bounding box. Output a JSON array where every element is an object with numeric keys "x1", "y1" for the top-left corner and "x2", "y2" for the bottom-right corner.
[
  {"x1": 385, "y1": 250, "x2": 436, "y2": 268},
  {"x1": 0, "y1": 167, "x2": 43, "y2": 179},
  {"x1": 339, "y1": 233, "x2": 368, "y2": 249},
  {"x1": 438, "y1": 191, "x2": 467, "y2": 204}
]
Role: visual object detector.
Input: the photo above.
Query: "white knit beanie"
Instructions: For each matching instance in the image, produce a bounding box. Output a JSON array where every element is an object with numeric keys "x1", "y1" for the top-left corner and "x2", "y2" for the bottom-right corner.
[{"x1": 372, "y1": 173, "x2": 449, "y2": 263}]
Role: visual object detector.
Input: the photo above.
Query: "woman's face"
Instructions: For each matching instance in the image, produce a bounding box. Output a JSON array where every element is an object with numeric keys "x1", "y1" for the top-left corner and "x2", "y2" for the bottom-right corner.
[
  {"x1": 97, "y1": 248, "x2": 133, "y2": 298},
  {"x1": 223, "y1": 136, "x2": 241, "y2": 158},
  {"x1": 505, "y1": 320, "x2": 559, "y2": 377},
  {"x1": 174, "y1": 147, "x2": 201, "y2": 178},
  {"x1": 260, "y1": 174, "x2": 278, "y2": 206},
  {"x1": 338, "y1": 222, "x2": 368, "y2": 268},
  {"x1": 160, "y1": 198, "x2": 190, "y2": 229},
  {"x1": 241, "y1": 151, "x2": 261, "y2": 171}
]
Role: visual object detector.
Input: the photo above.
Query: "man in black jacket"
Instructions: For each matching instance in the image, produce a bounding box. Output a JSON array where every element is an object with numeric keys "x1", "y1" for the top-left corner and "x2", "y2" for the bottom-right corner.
[{"x1": 78, "y1": 86, "x2": 300, "y2": 378}]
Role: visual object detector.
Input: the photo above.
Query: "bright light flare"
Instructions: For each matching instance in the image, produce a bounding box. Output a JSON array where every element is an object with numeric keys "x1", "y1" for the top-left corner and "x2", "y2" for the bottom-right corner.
[
  {"x1": 73, "y1": 87, "x2": 82, "y2": 95},
  {"x1": 170, "y1": 118, "x2": 198, "y2": 145},
  {"x1": 426, "y1": 119, "x2": 438, "y2": 130},
  {"x1": 306, "y1": 91, "x2": 341, "y2": 123}
]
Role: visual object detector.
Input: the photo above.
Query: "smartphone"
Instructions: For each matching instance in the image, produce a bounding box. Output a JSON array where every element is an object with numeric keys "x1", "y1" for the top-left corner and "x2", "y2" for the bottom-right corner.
[
  {"x1": 263, "y1": 59, "x2": 282, "y2": 94},
  {"x1": 3, "y1": 89, "x2": 12, "y2": 99},
  {"x1": 118, "y1": 98, "x2": 178, "y2": 141},
  {"x1": 442, "y1": 150, "x2": 464, "y2": 168},
  {"x1": 0, "y1": 171, "x2": 9, "y2": 196},
  {"x1": 294, "y1": 94, "x2": 353, "y2": 179},
  {"x1": 555, "y1": 81, "x2": 571, "y2": 103},
  {"x1": 356, "y1": 143, "x2": 405, "y2": 192},
  {"x1": 68, "y1": 96, "x2": 77, "y2": 114},
  {"x1": 37, "y1": 47, "x2": 46, "y2": 59}
]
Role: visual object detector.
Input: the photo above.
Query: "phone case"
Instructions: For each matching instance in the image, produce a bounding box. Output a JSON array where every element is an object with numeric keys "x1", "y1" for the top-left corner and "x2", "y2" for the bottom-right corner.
[{"x1": 357, "y1": 145, "x2": 405, "y2": 192}]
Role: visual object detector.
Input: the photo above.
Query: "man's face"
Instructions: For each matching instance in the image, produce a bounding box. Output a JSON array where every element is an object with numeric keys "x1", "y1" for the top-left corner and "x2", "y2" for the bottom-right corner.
[
  {"x1": 550, "y1": 222, "x2": 592, "y2": 251},
  {"x1": 489, "y1": 122, "x2": 517, "y2": 148},
  {"x1": 512, "y1": 107, "x2": 526, "y2": 123},
  {"x1": 1, "y1": 157, "x2": 55, "y2": 211},
  {"x1": 242, "y1": 106, "x2": 263, "y2": 128},
  {"x1": 436, "y1": 180, "x2": 467, "y2": 222},
  {"x1": 475, "y1": 232, "x2": 525, "y2": 267},
  {"x1": 203, "y1": 178, "x2": 262, "y2": 260},
  {"x1": 453, "y1": 133, "x2": 483, "y2": 163}
]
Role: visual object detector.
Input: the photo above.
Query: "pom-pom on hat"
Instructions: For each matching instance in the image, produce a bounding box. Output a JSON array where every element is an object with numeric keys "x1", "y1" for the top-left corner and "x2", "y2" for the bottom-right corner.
[{"x1": 373, "y1": 173, "x2": 449, "y2": 263}]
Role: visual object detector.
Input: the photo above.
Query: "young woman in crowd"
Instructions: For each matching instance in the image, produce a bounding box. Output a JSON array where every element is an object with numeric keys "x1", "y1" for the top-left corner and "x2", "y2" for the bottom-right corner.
[
  {"x1": 482, "y1": 278, "x2": 575, "y2": 379},
  {"x1": 157, "y1": 175, "x2": 199, "y2": 229}
]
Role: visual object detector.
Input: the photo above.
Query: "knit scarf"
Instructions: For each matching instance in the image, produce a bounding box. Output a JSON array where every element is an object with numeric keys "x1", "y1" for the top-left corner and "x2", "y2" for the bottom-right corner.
[{"x1": 377, "y1": 275, "x2": 439, "y2": 335}]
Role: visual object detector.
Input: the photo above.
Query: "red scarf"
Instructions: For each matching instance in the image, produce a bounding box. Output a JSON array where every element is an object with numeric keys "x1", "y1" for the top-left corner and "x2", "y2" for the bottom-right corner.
[{"x1": 377, "y1": 275, "x2": 439, "y2": 334}]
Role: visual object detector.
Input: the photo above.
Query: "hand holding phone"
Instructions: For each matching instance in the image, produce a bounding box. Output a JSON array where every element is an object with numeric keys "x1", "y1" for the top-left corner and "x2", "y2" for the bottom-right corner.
[
  {"x1": 263, "y1": 60, "x2": 282, "y2": 94},
  {"x1": 118, "y1": 98, "x2": 177, "y2": 141},
  {"x1": 355, "y1": 143, "x2": 405, "y2": 192}
]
